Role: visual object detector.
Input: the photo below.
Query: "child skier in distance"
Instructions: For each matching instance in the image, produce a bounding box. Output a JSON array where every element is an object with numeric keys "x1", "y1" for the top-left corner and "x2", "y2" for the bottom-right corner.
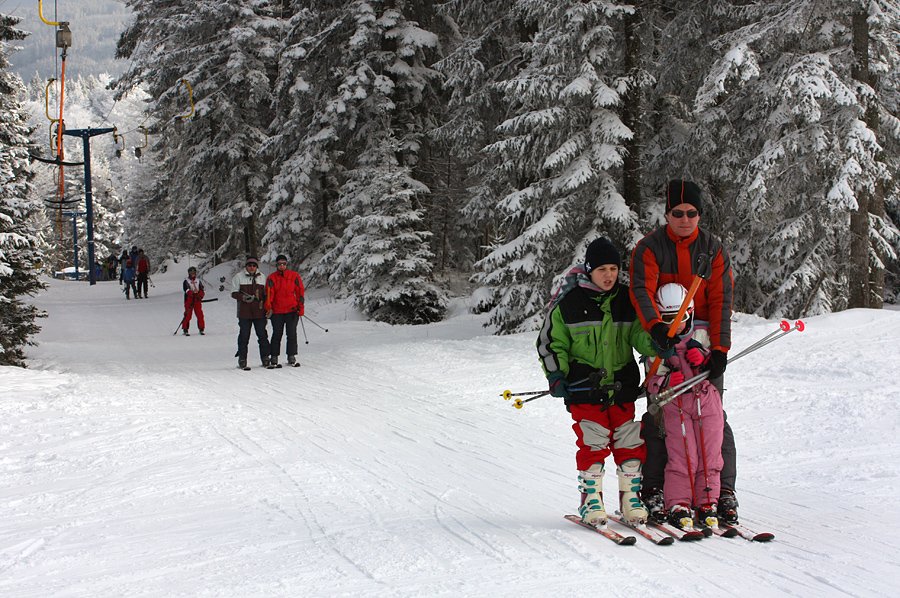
[
  {"x1": 181, "y1": 266, "x2": 206, "y2": 336},
  {"x1": 537, "y1": 238, "x2": 658, "y2": 527},
  {"x1": 122, "y1": 259, "x2": 137, "y2": 300},
  {"x1": 645, "y1": 282, "x2": 724, "y2": 531}
]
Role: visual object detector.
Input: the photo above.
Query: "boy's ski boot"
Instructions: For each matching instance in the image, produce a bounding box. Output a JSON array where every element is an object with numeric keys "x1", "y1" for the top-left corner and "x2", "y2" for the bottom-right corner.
[
  {"x1": 617, "y1": 459, "x2": 649, "y2": 524},
  {"x1": 577, "y1": 462, "x2": 607, "y2": 526},
  {"x1": 641, "y1": 486, "x2": 667, "y2": 524},
  {"x1": 718, "y1": 489, "x2": 739, "y2": 525},
  {"x1": 667, "y1": 505, "x2": 694, "y2": 530}
]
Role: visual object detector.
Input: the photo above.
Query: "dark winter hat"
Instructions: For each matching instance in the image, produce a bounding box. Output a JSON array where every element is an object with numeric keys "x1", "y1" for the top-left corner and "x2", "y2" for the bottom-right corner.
[
  {"x1": 665, "y1": 180, "x2": 703, "y2": 214},
  {"x1": 245, "y1": 256, "x2": 259, "y2": 266},
  {"x1": 584, "y1": 237, "x2": 621, "y2": 273},
  {"x1": 275, "y1": 254, "x2": 288, "y2": 263},
  {"x1": 188, "y1": 266, "x2": 197, "y2": 273}
]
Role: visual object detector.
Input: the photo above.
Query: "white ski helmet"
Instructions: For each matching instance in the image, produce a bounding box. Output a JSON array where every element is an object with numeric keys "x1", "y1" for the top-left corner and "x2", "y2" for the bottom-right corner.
[{"x1": 656, "y1": 283, "x2": 693, "y2": 323}]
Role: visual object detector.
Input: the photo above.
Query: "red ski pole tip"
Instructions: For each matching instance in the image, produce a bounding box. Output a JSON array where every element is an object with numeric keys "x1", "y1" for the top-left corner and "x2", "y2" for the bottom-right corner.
[
  {"x1": 780, "y1": 320, "x2": 790, "y2": 331},
  {"x1": 795, "y1": 320, "x2": 805, "y2": 331}
]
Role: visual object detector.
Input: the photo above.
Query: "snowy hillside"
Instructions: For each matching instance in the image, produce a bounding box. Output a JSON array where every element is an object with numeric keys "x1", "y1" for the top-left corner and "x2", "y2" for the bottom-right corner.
[{"x1": 1, "y1": 261, "x2": 899, "y2": 597}]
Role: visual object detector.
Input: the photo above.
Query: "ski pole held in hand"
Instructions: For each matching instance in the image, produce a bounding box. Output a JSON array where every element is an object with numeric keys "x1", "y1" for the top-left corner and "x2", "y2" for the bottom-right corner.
[
  {"x1": 502, "y1": 376, "x2": 590, "y2": 410},
  {"x1": 647, "y1": 319, "x2": 805, "y2": 414},
  {"x1": 303, "y1": 315, "x2": 329, "y2": 332}
]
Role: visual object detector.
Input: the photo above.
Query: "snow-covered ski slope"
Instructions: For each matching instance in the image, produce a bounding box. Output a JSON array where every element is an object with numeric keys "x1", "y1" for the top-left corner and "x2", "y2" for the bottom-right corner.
[{"x1": 2, "y1": 260, "x2": 899, "y2": 597}]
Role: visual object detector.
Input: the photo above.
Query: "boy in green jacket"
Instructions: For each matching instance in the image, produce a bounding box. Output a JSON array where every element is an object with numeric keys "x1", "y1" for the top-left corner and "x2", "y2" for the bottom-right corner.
[{"x1": 537, "y1": 238, "x2": 657, "y2": 526}]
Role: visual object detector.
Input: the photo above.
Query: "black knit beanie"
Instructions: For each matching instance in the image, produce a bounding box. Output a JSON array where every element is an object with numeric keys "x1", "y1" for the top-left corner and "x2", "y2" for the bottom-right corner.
[
  {"x1": 665, "y1": 180, "x2": 703, "y2": 214},
  {"x1": 584, "y1": 238, "x2": 621, "y2": 273}
]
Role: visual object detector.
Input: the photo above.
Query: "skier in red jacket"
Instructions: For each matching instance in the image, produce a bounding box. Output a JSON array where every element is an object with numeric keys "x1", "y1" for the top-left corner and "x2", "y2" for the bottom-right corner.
[{"x1": 264, "y1": 254, "x2": 305, "y2": 368}]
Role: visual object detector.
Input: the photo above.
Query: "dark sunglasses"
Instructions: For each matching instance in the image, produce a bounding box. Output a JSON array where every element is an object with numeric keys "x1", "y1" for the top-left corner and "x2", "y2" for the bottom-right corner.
[
  {"x1": 670, "y1": 209, "x2": 699, "y2": 219},
  {"x1": 276, "y1": 261, "x2": 287, "y2": 266}
]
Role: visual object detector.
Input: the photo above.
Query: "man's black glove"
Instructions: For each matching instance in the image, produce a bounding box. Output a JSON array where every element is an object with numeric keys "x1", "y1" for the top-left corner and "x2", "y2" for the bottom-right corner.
[
  {"x1": 705, "y1": 349, "x2": 728, "y2": 379},
  {"x1": 650, "y1": 322, "x2": 677, "y2": 358},
  {"x1": 547, "y1": 372, "x2": 570, "y2": 399},
  {"x1": 611, "y1": 360, "x2": 641, "y2": 405}
]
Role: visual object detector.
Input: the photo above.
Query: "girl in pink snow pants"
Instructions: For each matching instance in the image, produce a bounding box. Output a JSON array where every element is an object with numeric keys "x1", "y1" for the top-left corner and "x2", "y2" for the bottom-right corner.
[{"x1": 647, "y1": 300, "x2": 724, "y2": 526}]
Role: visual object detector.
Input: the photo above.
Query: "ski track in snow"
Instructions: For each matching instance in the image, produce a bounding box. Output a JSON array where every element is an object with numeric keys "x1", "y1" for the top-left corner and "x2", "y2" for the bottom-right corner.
[{"x1": 0, "y1": 263, "x2": 898, "y2": 597}]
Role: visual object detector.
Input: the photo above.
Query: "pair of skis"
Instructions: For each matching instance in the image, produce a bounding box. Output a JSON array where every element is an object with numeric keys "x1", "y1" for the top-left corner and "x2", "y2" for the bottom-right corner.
[{"x1": 564, "y1": 514, "x2": 773, "y2": 545}]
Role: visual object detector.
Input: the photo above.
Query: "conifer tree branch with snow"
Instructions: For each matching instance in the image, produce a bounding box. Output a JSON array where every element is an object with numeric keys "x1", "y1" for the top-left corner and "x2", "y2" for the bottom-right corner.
[{"x1": 0, "y1": 13, "x2": 46, "y2": 366}]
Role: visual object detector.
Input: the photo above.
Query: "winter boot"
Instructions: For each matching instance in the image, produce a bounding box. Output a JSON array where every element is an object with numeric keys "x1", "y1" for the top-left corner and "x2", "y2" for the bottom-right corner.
[
  {"x1": 288, "y1": 355, "x2": 299, "y2": 367},
  {"x1": 262, "y1": 356, "x2": 271, "y2": 369},
  {"x1": 577, "y1": 462, "x2": 607, "y2": 526},
  {"x1": 182, "y1": 329, "x2": 190, "y2": 336},
  {"x1": 718, "y1": 489, "x2": 739, "y2": 525},
  {"x1": 270, "y1": 357, "x2": 282, "y2": 369},
  {"x1": 238, "y1": 358, "x2": 249, "y2": 371},
  {"x1": 667, "y1": 504, "x2": 694, "y2": 530},
  {"x1": 617, "y1": 459, "x2": 649, "y2": 525},
  {"x1": 199, "y1": 330, "x2": 205, "y2": 336},
  {"x1": 641, "y1": 486, "x2": 667, "y2": 524},
  {"x1": 696, "y1": 503, "x2": 718, "y2": 529}
]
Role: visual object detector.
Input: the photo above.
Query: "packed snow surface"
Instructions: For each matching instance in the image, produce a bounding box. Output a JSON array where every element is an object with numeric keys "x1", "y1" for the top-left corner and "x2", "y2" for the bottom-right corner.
[{"x1": 2, "y1": 260, "x2": 899, "y2": 597}]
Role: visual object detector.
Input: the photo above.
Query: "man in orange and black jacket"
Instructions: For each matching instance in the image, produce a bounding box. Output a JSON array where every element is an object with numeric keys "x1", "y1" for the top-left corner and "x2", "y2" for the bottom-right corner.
[{"x1": 629, "y1": 179, "x2": 739, "y2": 526}]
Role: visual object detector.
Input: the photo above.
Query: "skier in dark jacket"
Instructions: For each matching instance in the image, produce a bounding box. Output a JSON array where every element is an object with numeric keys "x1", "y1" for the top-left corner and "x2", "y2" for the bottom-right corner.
[
  {"x1": 230, "y1": 256, "x2": 270, "y2": 369},
  {"x1": 537, "y1": 238, "x2": 657, "y2": 527},
  {"x1": 122, "y1": 260, "x2": 137, "y2": 299}
]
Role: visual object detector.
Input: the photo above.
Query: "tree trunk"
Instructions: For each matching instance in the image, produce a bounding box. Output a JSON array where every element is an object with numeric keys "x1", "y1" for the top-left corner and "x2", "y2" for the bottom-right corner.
[
  {"x1": 847, "y1": 8, "x2": 872, "y2": 308},
  {"x1": 621, "y1": 8, "x2": 643, "y2": 215}
]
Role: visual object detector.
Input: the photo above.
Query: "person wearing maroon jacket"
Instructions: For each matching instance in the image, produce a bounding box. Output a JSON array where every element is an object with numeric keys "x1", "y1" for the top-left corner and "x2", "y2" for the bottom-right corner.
[
  {"x1": 629, "y1": 179, "x2": 739, "y2": 525},
  {"x1": 264, "y1": 254, "x2": 305, "y2": 368},
  {"x1": 135, "y1": 249, "x2": 151, "y2": 298}
]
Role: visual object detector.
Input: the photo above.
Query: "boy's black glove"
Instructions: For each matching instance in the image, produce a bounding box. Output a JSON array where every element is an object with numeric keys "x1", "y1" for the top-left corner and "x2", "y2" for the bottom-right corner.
[
  {"x1": 705, "y1": 349, "x2": 728, "y2": 379},
  {"x1": 547, "y1": 372, "x2": 570, "y2": 399},
  {"x1": 650, "y1": 322, "x2": 677, "y2": 358},
  {"x1": 611, "y1": 360, "x2": 641, "y2": 405}
]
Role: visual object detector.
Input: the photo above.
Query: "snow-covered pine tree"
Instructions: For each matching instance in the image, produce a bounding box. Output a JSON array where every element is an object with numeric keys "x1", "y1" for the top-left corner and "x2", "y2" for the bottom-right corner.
[
  {"x1": 432, "y1": 1, "x2": 519, "y2": 274},
  {"x1": 684, "y1": 0, "x2": 900, "y2": 317},
  {"x1": 0, "y1": 13, "x2": 46, "y2": 366},
  {"x1": 311, "y1": 1, "x2": 448, "y2": 324},
  {"x1": 467, "y1": 1, "x2": 641, "y2": 333},
  {"x1": 115, "y1": 0, "x2": 287, "y2": 261},
  {"x1": 261, "y1": 2, "x2": 343, "y2": 267}
]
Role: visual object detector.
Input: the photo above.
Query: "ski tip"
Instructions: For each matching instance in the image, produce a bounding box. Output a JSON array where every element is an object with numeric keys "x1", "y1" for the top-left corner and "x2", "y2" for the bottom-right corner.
[
  {"x1": 619, "y1": 536, "x2": 637, "y2": 545},
  {"x1": 657, "y1": 536, "x2": 675, "y2": 545},
  {"x1": 752, "y1": 532, "x2": 775, "y2": 542}
]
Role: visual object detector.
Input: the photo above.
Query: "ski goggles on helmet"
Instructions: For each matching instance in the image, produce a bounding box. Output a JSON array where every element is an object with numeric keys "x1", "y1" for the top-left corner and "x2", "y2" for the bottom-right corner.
[{"x1": 660, "y1": 308, "x2": 693, "y2": 326}]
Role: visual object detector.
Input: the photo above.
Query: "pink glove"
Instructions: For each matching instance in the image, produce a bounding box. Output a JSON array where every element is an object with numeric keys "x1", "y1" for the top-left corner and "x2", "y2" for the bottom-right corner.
[
  {"x1": 685, "y1": 347, "x2": 706, "y2": 367},
  {"x1": 668, "y1": 371, "x2": 685, "y2": 387}
]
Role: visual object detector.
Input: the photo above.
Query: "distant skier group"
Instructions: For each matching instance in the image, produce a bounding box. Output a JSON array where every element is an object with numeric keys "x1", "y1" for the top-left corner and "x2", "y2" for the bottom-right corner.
[
  {"x1": 537, "y1": 179, "x2": 739, "y2": 534},
  {"x1": 119, "y1": 245, "x2": 152, "y2": 300}
]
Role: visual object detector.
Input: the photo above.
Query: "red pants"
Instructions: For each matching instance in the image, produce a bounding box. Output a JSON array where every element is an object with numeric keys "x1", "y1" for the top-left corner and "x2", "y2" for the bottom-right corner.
[
  {"x1": 569, "y1": 403, "x2": 645, "y2": 471},
  {"x1": 182, "y1": 299, "x2": 205, "y2": 331}
]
